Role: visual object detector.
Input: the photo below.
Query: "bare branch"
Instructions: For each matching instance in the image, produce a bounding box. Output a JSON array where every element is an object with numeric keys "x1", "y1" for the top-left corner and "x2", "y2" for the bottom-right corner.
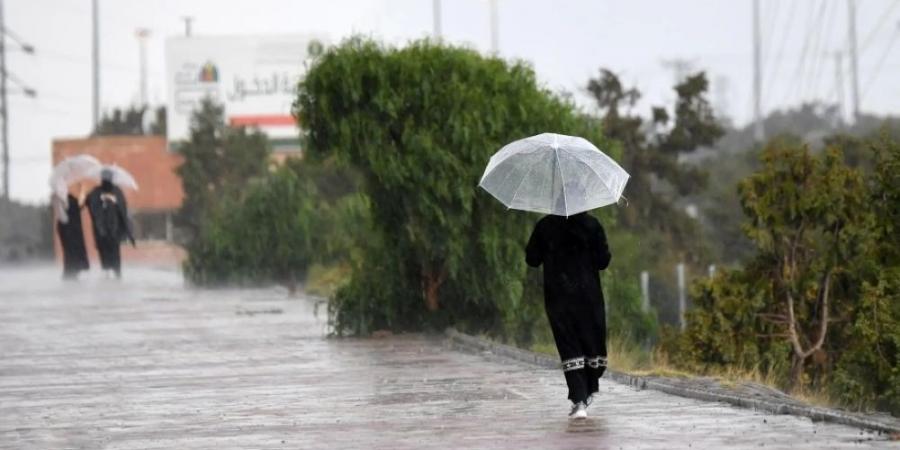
[
  {"x1": 785, "y1": 289, "x2": 806, "y2": 357},
  {"x1": 801, "y1": 269, "x2": 832, "y2": 359}
]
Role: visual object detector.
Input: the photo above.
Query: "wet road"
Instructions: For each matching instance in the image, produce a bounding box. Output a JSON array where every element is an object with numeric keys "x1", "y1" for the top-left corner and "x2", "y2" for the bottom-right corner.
[{"x1": 0, "y1": 266, "x2": 893, "y2": 449}]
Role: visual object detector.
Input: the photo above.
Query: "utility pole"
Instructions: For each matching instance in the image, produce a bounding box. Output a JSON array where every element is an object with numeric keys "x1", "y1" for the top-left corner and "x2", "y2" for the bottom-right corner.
[
  {"x1": 181, "y1": 16, "x2": 193, "y2": 37},
  {"x1": 0, "y1": 0, "x2": 35, "y2": 201},
  {"x1": 136, "y1": 28, "x2": 150, "y2": 106},
  {"x1": 92, "y1": 0, "x2": 100, "y2": 131},
  {"x1": 1, "y1": 0, "x2": 8, "y2": 201},
  {"x1": 752, "y1": 0, "x2": 764, "y2": 142},
  {"x1": 432, "y1": 0, "x2": 441, "y2": 40},
  {"x1": 834, "y1": 51, "x2": 845, "y2": 125},
  {"x1": 847, "y1": 0, "x2": 860, "y2": 122},
  {"x1": 489, "y1": 0, "x2": 499, "y2": 55}
]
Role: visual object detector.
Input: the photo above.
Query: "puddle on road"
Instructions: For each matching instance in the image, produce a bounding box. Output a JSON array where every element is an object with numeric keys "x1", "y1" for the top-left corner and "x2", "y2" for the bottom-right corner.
[
  {"x1": 142, "y1": 297, "x2": 176, "y2": 302},
  {"x1": 370, "y1": 386, "x2": 525, "y2": 406},
  {"x1": 235, "y1": 308, "x2": 283, "y2": 316},
  {"x1": 374, "y1": 358, "x2": 450, "y2": 368}
]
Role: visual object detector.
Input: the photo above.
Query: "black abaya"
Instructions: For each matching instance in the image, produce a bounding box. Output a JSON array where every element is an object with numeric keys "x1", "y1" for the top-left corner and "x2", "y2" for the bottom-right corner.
[
  {"x1": 525, "y1": 212, "x2": 611, "y2": 403},
  {"x1": 56, "y1": 194, "x2": 89, "y2": 278}
]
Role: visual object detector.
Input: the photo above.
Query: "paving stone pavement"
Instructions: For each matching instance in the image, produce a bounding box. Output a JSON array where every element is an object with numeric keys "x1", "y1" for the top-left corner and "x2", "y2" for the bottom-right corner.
[{"x1": 0, "y1": 266, "x2": 895, "y2": 449}]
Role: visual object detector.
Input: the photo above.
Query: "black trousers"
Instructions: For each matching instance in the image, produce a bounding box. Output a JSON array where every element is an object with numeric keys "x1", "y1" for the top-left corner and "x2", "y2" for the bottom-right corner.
[
  {"x1": 545, "y1": 299, "x2": 607, "y2": 403},
  {"x1": 97, "y1": 237, "x2": 121, "y2": 276}
]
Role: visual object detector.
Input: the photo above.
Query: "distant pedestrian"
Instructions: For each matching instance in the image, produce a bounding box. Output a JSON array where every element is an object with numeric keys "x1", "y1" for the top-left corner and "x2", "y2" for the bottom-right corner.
[
  {"x1": 525, "y1": 212, "x2": 610, "y2": 420},
  {"x1": 53, "y1": 192, "x2": 89, "y2": 279},
  {"x1": 86, "y1": 169, "x2": 135, "y2": 279}
]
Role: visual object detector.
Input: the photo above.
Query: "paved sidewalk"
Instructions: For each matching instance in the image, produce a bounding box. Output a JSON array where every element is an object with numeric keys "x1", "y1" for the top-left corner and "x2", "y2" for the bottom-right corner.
[{"x1": 0, "y1": 266, "x2": 893, "y2": 449}]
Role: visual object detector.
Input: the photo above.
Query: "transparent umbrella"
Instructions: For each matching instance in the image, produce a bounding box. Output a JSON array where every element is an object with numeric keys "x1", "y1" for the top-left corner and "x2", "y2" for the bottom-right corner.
[
  {"x1": 479, "y1": 133, "x2": 629, "y2": 216},
  {"x1": 49, "y1": 154, "x2": 102, "y2": 201},
  {"x1": 86, "y1": 164, "x2": 139, "y2": 191}
]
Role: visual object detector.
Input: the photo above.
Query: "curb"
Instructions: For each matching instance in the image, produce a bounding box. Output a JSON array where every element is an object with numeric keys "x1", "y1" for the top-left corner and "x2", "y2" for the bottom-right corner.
[{"x1": 445, "y1": 328, "x2": 900, "y2": 435}]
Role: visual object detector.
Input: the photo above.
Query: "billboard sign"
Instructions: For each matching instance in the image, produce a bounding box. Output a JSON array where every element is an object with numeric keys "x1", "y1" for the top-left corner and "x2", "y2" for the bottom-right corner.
[{"x1": 165, "y1": 34, "x2": 326, "y2": 151}]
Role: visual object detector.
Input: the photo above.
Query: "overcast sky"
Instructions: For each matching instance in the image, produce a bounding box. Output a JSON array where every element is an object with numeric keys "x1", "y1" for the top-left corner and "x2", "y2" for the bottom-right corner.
[{"x1": 6, "y1": 0, "x2": 900, "y2": 203}]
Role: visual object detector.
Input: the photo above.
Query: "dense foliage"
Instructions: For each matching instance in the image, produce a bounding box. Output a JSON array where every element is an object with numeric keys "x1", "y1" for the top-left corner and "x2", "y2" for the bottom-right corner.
[
  {"x1": 93, "y1": 105, "x2": 166, "y2": 136},
  {"x1": 295, "y1": 38, "x2": 650, "y2": 339},
  {"x1": 175, "y1": 99, "x2": 271, "y2": 241},
  {"x1": 184, "y1": 166, "x2": 315, "y2": 287},
  {"x1": 664, "y1": 136, "x2": 900, "y2": 414}
]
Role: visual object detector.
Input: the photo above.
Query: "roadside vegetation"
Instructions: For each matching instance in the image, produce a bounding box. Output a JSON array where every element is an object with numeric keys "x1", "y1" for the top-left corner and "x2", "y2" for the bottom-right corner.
[{"x1": 176, "y1": 38, "x2": 899, "y2": 416}]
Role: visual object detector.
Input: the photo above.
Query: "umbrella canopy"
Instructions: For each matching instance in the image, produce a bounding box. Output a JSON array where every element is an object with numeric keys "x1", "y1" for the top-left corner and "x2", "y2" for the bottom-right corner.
[
  {"x1": 49, "y1": 155, "x2": 102, "y2": 201},
  {"x1": 86, "y1": 164, "x2": 139, "y2": 191},
  {"x1": 479, "y1": 133, "x2": 629, "y2": 216}
]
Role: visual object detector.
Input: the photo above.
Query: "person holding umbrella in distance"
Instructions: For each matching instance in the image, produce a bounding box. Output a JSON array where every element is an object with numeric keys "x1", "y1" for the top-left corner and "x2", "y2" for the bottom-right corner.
[
  {"x1": 85, "y1": 166, "x2": 138, "y2": 279},
  {"x1": 479, "y1": 133, "x2": 629, "y2": 420}
]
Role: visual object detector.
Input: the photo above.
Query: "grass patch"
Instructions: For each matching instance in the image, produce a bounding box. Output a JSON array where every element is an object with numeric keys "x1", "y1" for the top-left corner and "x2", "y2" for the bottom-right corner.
[
  {"x1": 530, "y1": 342, "x2": 558, "y2": 357},
  {"x1": 529, "y1": 334, "x2": 841, "y2": 410}
]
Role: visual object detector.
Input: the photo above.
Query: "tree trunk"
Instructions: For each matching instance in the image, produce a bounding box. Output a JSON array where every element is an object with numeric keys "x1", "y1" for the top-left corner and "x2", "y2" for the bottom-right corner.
[
  {"x1": 789, "y1": 353, "x2": 806, "y2": 391},
  {"x1": 422, "y1": 266, "x2": 446, "y2": 312},
  {"x1": 783, "y1": 270, "x2": 832, "y2": 393}
]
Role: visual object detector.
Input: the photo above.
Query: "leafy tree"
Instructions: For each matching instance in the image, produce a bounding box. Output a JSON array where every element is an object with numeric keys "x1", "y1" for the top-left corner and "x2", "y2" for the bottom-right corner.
[
  {"x1": 587, "y1": 69, "x2": 722, "y2": 234},
  {"x1": 184, "y1": 166, "x2": 317, "y2": 289},
  {"x1": 296, "y1": 38, "x2": 647, "y2": 338},
  {"x1": 149, "y1": 106, "x2": 167, "y2": 136},
  {"x1": 665, "y1": 267, "x2": 789, "y2": 372},
  {"x1": 183, "y1": 153, "x2": 370, "y2": 290},
  {"x1": 667, "y1": 135, "x2": 900, "y2": 414},
  {"x1": 831, "y1": 136, "x2": 900, "y2": 412},
  {"x1": 738, "y1": 142, "x2": 869, "y2": 388},
  {"x1": 691, "y1": 107, "x2": 900, "y2": 267},
  {"x1": 586, "y1": 69, "x2": 723, "y2": 325},
  {"x1": 175, "y1": 99, "x2": 271, "y2": 240}
]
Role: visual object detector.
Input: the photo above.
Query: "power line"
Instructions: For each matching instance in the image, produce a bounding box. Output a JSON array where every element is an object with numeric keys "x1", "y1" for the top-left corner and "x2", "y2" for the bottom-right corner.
[
  {"x1": 2, "y1": 27, "x2": 33, "y2": 53},
  {"x1": 764, "y1": 0, "x2": 798, "y2": 110},
  {"x1": 860, "y1": 0, "x2": 900, "y2": 53},
  {"x1": 807, "y1": 0, "x2": 838, "y2": 100},
  {"x1": 788, "y1": 1, "x2": 822, "y2": 103},
  {"x1": 26, "y1": 0, "x2": 90, "y2": 16},
  {"x1": 861, "y1": 24, "x2": 900, "y2": 101},
  {"x1": 14, "y1": 98, "x2": 84, "y2": 117},
  {"x1": 32, "y1": 48, "x2": 163, "y2": 76},
  {"x1": 761, "y1": 0, "x2": 782, "y2": 72},
  {"x1": 1, "y1": 0, "x2": 37, "y2": 201},
  {"x1": 2, "y1": 70, "x2": 35, "y2": 96},
  {"x1": 801, "y1": 0, "x2": 830, "y2": 101}
]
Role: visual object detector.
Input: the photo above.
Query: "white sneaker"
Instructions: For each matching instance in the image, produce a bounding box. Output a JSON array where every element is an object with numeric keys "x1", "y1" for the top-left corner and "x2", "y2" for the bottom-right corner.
[{"x1": 569, "y1": 402, "x2": 587, "y2": 420}]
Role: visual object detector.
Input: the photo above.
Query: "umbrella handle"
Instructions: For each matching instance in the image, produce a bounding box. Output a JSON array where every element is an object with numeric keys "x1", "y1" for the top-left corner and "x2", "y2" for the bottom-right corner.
[{"x1": 617, "y1": 195, "x2": 629, "y2": 207}]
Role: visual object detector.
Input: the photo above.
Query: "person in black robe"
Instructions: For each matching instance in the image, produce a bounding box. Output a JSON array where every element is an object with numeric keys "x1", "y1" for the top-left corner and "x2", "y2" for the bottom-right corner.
[
  {"x1": 55, "y1": 193, "x2": 90, "y2": 279},
  {"x1": 525, "y1": 212, "x2": 610, "y2": 419},
  {"x1": 86, "y1": 170, "x2": 135, "y2": 278}
]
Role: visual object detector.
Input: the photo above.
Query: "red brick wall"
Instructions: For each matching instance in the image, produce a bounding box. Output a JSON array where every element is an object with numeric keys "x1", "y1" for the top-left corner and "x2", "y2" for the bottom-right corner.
[
  {"x1": 52, "y1": 136, "x2": 184, "y2": 211},
  {"x1": 51, "y1": 136, "x2": 186, "y2": 267}
]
